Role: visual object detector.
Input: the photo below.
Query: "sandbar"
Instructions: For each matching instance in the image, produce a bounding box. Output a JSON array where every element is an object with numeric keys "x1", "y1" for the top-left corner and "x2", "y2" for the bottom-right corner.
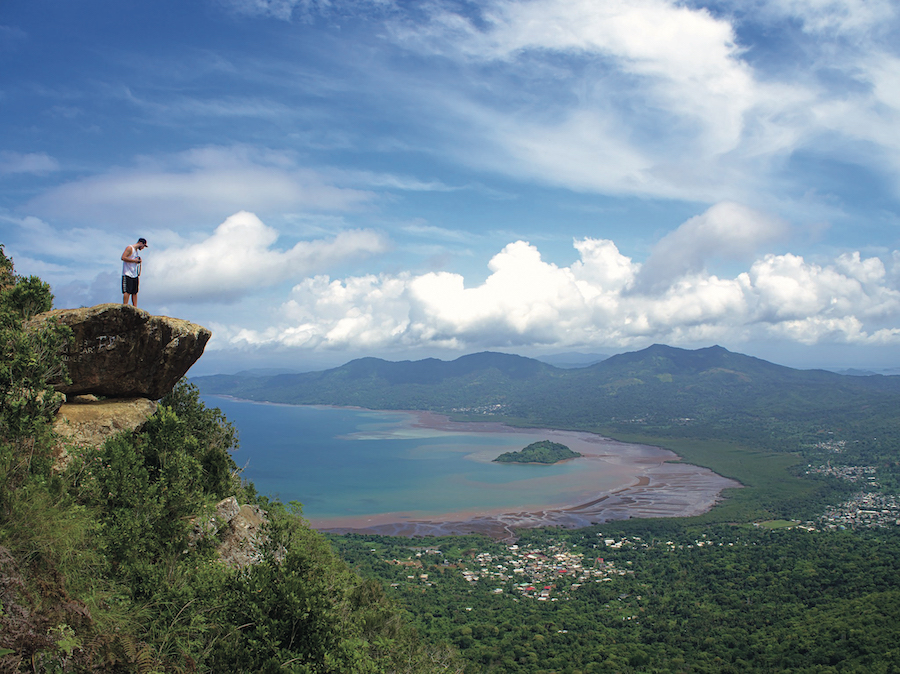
[{"x1": 313, "y1": 411, "x2": 742, "y2": 541}]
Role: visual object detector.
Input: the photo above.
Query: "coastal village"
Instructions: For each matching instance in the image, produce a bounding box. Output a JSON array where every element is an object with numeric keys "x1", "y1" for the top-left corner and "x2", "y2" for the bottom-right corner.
[
  {"x1": 373, "y1": 484, "x2": 900, "y2": 602},
  {"x1": 384, "y1": 538, "x2": 636, "y2": 602},
  {"x1": 805, "y1": 462, "x2": 900, "y2": 529},
  {"x1": 379, "y1": 533, "x2": 799, "y2": 603},
  {"x1": 458, "y1": 542, "x2": 633, "y2": 600},
  {"x1": 818, "y1": 492, "x2": 900, "y2": 529},
  {"x1": 805, "y1": 462, "x2": 879, "y2": 485}
]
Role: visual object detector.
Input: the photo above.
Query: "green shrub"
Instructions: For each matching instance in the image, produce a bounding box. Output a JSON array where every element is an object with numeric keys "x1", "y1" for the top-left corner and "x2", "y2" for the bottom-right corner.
[
  {"x1": 157, "y1": 380, "x2": 241, "y2": 500},
  {"x1": 0, "y1": 246, "x2": 69, "y2": 501}
]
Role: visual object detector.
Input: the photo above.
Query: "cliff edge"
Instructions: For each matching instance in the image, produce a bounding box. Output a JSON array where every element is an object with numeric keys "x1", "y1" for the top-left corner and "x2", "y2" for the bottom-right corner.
[{"x1": 28, "y1": 303, "x2": 210, "y2": 400}]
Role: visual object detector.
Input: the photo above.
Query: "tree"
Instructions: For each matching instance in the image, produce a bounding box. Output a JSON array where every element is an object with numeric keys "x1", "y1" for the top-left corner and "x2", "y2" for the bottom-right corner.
[{"x1": 0, "y1": 244, "x2": 70, "y2": 498}]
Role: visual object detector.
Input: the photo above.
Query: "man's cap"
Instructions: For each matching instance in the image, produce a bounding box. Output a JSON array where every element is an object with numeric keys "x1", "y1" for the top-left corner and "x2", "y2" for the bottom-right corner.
[{"x1": 138, "y1": 237, "x2": 148, "y2": 245}]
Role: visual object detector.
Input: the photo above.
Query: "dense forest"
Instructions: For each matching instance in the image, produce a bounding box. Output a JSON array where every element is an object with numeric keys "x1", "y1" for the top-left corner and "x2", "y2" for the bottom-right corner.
[{"x1": 330, "y1": 523, "x2": 900, "y2": 673}]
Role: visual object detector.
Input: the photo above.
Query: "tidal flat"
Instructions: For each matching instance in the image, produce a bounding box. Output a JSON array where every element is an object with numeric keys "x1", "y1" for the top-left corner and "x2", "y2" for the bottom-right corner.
[{"x1": 205, "y1": 396, "x2": 741, "y2": 539}]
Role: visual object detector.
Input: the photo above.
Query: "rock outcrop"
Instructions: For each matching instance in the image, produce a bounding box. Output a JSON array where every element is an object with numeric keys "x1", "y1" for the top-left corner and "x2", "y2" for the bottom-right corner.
[
  {"x1": 53, "y1": 397, "x2": 157, "y2": 469},
  {"x1": 218, "y1": 503, "x2": 271, "y2": 569},
  {"x1": 28, "y1": 304, "x2": 210, "y2": 400},
  {"x1": 191, "y1": 496, "x2": 278, "y2": 569}
]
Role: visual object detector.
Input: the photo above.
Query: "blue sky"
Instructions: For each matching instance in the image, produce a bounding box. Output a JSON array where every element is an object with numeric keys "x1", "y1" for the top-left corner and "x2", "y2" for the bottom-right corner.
[{"x1": 2, "y1": 0, "x2": 900, "y2": 374}]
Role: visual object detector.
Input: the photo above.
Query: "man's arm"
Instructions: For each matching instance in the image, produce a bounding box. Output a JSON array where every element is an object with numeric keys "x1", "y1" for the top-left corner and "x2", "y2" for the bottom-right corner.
[{"x1": 121, "y1": 245, "x2": 138, "y2": 262}]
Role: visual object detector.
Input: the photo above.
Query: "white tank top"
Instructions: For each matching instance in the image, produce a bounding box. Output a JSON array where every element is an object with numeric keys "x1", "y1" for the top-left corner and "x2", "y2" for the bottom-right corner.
[{"x1": 122, "y1": 246, "x2": 141, "y2": 277}]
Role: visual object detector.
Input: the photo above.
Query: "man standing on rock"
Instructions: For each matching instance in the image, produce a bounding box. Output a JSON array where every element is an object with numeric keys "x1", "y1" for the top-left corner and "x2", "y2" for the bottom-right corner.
[{"x1": 121, "y1": 237, "x2": 148, "y2": 307}]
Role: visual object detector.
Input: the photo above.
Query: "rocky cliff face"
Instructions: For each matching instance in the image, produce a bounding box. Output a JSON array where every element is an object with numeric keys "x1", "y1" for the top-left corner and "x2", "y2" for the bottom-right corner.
[
  {"x1": 38, "y1": 304, "x2": 270, "y2": 569},
  {"x1": 191, "y1": 497, "x2": 281, "y2": 569},
  {"x1": 52, "y1": 396, "x2": 158, "y2": 469},
  {"x1": 28, "y1": 303, "x2": 210, "y2": 400}
]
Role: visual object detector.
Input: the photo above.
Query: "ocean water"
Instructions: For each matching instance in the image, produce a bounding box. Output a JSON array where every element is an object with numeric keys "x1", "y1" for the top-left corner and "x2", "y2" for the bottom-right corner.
[{"x1": 203, "y1": 396, "x2": 659, "y2": 525}]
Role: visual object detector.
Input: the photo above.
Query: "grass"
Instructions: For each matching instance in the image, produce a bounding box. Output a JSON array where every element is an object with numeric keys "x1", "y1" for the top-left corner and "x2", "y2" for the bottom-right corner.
[{"x1": 756, "y1": 520, "x2": 800, "y2": 529}]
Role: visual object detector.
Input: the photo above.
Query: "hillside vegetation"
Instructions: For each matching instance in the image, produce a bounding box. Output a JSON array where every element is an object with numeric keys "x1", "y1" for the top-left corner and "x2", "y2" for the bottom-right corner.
[
  {"x1": 0, "y1": 247, "x2": 463, "y2": 672},
  {"x1": 332, "y1": 523, "x2": 900, "y2": 673},
  {"x1": 494, "y1": 441, "x2": 580, "y2": 464}
]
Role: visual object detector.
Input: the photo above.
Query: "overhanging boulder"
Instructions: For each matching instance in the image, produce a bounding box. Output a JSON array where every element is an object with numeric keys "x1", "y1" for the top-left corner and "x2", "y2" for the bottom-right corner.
[{"x1": 28, "y1": 304, "x2": 210, "y2": 400}]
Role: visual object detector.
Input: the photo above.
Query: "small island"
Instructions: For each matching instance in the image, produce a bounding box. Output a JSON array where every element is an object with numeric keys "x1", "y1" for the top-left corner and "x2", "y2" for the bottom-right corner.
[{"x1": 493, "y1": 440, "x2": 582, "y2": 464}]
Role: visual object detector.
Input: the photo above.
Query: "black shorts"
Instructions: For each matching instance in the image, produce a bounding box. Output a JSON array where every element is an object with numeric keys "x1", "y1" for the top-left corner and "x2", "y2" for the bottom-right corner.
[{"x1": 122, "y1": 275, "x2": 139, "y2": 295}]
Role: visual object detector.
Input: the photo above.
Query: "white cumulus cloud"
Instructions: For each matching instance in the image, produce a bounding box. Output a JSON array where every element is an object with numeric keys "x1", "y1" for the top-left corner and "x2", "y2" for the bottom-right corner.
[
  {"x1": 226, "y1": 203, "x2": 900, "y2": 351},
  {"x1": 143, "y1": 211, "x2": 388, "y2": 302}
]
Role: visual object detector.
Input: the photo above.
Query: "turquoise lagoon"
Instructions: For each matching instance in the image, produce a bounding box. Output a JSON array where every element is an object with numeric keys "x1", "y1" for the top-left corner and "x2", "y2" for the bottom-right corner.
[{"x1": 204, "y1": 396, "x2": 660, "y2": 527}]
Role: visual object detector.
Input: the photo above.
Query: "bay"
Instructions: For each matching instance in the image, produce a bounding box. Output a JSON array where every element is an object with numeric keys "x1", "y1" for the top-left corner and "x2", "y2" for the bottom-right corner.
[{"x1": 203, "y1": 396, "x2": 666, "y2": 527}]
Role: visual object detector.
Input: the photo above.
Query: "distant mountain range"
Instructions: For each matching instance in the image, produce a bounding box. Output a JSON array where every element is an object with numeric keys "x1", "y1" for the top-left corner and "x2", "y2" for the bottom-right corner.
[
  {"x1": 832, "y1": 367, "x2": 900, "y2": 377},
  {"x1": 193, "y1": 344, "x2": 900, "y2": 447},
  {"x1": 533, "y1": 352, "x2": 609, "y2": 368}
]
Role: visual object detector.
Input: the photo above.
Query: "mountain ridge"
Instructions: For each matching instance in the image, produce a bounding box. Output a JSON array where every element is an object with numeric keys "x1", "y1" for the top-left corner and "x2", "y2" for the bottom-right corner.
[{"x1": 193, "y1": 344, "x2": 900, "y2": 448}]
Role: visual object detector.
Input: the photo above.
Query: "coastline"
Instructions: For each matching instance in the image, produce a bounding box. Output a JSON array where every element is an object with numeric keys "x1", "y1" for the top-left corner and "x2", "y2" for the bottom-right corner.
[
  {"x1": 309, "y1": 409, "x2": 743, "y2": 541},
  {"x1": 202, "y1": 396, "x2": 743, "y2": 541}
]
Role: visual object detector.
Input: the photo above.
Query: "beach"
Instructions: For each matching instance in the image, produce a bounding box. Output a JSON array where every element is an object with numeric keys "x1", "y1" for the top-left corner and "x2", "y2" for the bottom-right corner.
[{"x1": 311, "y1": 411, "x2": 743, "y2": 540}]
